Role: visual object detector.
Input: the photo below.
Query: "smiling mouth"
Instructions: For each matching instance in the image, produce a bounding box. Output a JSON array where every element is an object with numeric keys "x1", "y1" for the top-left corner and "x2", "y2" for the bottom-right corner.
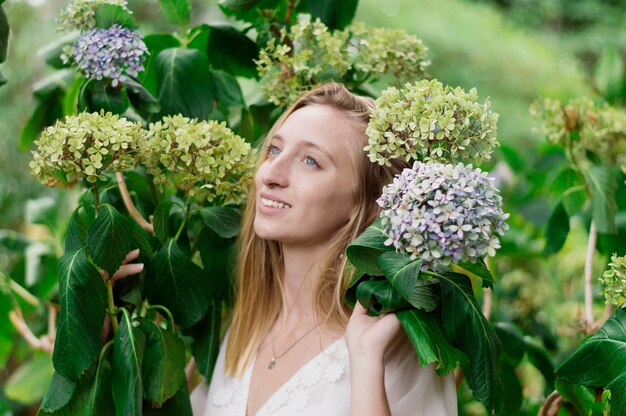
[{"x1": 261, "y1": 197, "x2": 292, "y2": 209}]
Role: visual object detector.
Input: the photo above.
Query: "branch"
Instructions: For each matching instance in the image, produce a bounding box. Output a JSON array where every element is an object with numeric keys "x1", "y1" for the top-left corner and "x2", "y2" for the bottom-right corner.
[
  {"x1": 186, "y1": 357, "x2": 198, "y2": 391},
  {"x1": 9, "y1": 309, "x2": 54, "y2": 354},
  {"x1": 482, "y1": 287, "x2": 492, "y2": 321},
  {"x1": 538, "y1": 390, "x2": 563, "y2": 416},
  {"x1": 116, "y1": 171, "x2": 154, "y2": 234},
  {"x1": 583, "y1": 221, "x2": 597, "y2": 334}
]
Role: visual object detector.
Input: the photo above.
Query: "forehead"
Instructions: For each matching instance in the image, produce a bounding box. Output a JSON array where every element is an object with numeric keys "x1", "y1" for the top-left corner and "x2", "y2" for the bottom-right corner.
[{"x1": 275, "y1": 104, "x2": 361, "y2": 159}]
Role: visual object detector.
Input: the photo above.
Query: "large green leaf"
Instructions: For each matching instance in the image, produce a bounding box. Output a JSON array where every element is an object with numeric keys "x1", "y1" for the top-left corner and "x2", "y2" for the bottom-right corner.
[
  {"x1": 159, "y1": 0, "x2": 190, "y2": 27},
  {"x1": 396, "y1": 309, "x2": 460, "y2": 375},
  {"x1": 125, "y1": 78, "x2": 160, "y2": 116},
  {"x1": 522, "y1": 335, "x2": 555, "y2": 389},
  {"x1": 457, "y1": 259, "x2": 495, "y2": 288},
  {"x1": 94, "y1": 4, "x2": 137, "y2": 29},
  {"x1": 197, "y1": 206, "x2": 242, "y2": 239},
  {"x1": 212, "y1": 70, "x2": 245, "y2": 107},
  {"x1": 544, "y1": 201, "x2": 570, "y2": 255},
  {"x1": 87, "y1": 203, "x2": 134, "y2": 276},
  {"x1": 355, "y1": 278, "x2": 410, "y2": 316},
  {"x1": 80, "y1": 79, "x2": 130, "y2": 114},
  {"x1": 556, "y1": 308, "x2": 626, "y2": 415},
  {"x1": 218, "y1": 0, "x2": 263, "y2": 11},
  {"x1": 32, "y1": 69, "x2": 75, "y2": 101},
  {"x1": 584, "y1": 164, "x2": 617, "y2": 234},
  {"x1": 143, "y1": 382, "x2": 192, "y2": 415},
  {"x1": 153, "y1": 200, "x2": 178, "y2": 243},
  {"x1": 204, "y1": 24, "x2": 259, "y2": 79},
  {"x1": 85, "y1": 355, "x2": 114, "y2": 414},
  {"x1": 155, "y1": 47, "x2": 215, "y2": 120},
  {"x1": 150, "y1": 239, "x2": 212, "y2": 329},
  {"x1": 594, "y1": 47, "x2": 624, "y2": 103},
  {"x1": 65, "y1": 203, "x2": 95, "y2": 253},
  {"x1": 184, "y1": 295, "x2": 222, "y2": 380},
  {"x1": 439, "y1": 272, "x2": 502, "y2": 412},
  {"x1": 346, "y1": 219, "x2": 393, "y2": 277},
  {"x1": 140, "y1": 34, "x2": 181, "y2": 96},
  {"x1": 53, "y1": 249, "x2": 106, "y2": 381},
  {"x1": 39, "y1": 372, "x2": 76, "y2": 413},
  {"x1": 499, "y1": 360, "x2": 523, "y2": 415},
  {"x1": 4, "y1": 354, "x2": 54, "y2": 405},
  {"x1": 112, "y1": 310, "x2": 145, "y2": 416},
  {"x1": 493, "y1": 322, "x2": 525, "y2": 368},
  {"x1": 375, "y1": 252, "x2": 439, "y2": 311},
  {"x1": 196, "y1": 227, "x2": 237, "y2": 304},
  {"x1": 139, "y1": 320, "x2": 186, "y2": 406},
  {"x1": 306, "y1": 0, "x2": 358, "y2": 29},
  {"x1": 555, "y1": 379, "x2": 600, "y2": 416}
]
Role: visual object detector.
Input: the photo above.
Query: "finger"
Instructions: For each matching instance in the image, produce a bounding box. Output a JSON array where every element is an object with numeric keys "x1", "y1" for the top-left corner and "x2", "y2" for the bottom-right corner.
[
  {"x1": 111, "y1": 263, "x2": 144, "y2": 282},
  {"x1": 122, "y1": 249, "x2": 140, "y2": 265},
  {"x1": 352, "y1": 301, "x2": 368, "y2": 316}
]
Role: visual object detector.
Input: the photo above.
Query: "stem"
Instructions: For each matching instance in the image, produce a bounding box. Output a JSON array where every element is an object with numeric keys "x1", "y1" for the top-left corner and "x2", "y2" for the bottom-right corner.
[
  {"x1": 174, "y1": 200, "x2": 191, "y2": 241},
  {"x1": 584, "y1": 221, "x2": 597, "y2": 332},
  {"x1": 538, "y1": 390, "x2": 563, "y2": 416},
  {"x1": 146, "y1": 305, "x2": 176, "y2": 330},
  {"x1": 93, "y1": 183, "x2": 100, "y2": 214},
  {"x1": 115, "y1": 172, "x2": 154, "y2": 234},
  {"x1": 482, "y1": 288, "x2": 493, "y2": 320},
  {"x1": 1, "y1": 272, "x2": 41, "y2": 307},
  {"x1": 604, "y1": 303, "x2": 615, "y2": 321},
  {"x1": 106, "y1": 280, "x2": 119, "y2": 333}
]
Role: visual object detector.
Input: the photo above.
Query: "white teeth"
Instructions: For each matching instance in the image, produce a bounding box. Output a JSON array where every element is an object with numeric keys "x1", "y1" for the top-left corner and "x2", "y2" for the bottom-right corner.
[{"x1": 261, "y1": 197, "x2": 291, "y2": 209}]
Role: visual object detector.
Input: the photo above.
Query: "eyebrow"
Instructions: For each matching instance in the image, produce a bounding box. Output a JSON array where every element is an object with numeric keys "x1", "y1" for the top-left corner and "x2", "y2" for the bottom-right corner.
[{"x1": 271, "y1": 134, "x2": 336, "y2": 164}]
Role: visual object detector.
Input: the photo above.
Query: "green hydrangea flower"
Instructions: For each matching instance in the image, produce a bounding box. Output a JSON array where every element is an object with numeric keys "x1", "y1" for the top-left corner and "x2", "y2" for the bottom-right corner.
[
  {"x1": 256, "y1": 15, "x2": 351, "y2": 107},
  {"x1": 140, "y1": 115, "x2": 256, "y2": 205},
  {"x1": 530, "y1": 97, "x2": 626, "y2": 166},
  {"x1": 29, "y1": 111, "x2": 142, "y2": 186},
  {"x1": 600, "y1": 254, "x2": 626, "y2": 307},
  {"x1": 365, "y1": 79, "x2": 499, "y2": 166},
  {"x1": 58, "y1": 0, "x2": 130, "y2": 32},
  {"x1": 347, "y1": 22, "x2": 430, "y2": 84}
]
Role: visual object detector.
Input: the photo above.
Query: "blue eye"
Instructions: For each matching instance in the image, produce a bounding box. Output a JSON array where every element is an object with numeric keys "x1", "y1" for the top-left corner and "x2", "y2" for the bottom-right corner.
[
  {"x1": 304, "y1": 156, "x2": 318, "y2": 167},
  {"x1": 267, "y1": 145, "x2": 281, "y2": 157}
]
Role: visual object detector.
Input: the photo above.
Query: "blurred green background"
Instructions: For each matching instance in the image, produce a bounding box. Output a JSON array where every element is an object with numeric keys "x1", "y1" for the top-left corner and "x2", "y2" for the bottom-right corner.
[{"x1": 1, "y1": 0, "x2": 623, "y2": 414}]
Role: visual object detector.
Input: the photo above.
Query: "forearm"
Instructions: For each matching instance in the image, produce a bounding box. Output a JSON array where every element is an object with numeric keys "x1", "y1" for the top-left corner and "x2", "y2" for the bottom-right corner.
[{"x1": 349, "y1": 354, "x2": 391, "y2": 416}]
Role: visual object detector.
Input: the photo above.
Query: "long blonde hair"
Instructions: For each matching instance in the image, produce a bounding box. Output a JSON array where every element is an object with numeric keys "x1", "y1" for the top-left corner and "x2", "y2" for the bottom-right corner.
[{"x1": 225, "y1": 83, "x2": 407, "y2": 377}]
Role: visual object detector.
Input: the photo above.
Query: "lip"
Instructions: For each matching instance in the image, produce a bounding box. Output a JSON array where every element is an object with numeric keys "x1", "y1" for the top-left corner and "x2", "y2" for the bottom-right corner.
[
  {"x1": 259, "y1": 192, "x2": 290, "y2": 206},
  {"x1": 257, "y1": 192, "x2": 292, "y2": 215}
]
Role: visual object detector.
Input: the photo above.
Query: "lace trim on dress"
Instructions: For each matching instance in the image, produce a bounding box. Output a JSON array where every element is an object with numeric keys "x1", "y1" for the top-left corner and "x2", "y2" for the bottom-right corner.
[{"x1": 211, "y1": 338, "x2": 347, "y2": 416}]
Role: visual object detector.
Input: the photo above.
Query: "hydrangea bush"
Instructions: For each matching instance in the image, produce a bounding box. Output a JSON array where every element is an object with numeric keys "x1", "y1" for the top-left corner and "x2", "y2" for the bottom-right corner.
[
  {"x1": 365, "y1": 79, "x2": 499, "y2": 166},
  {"x1": 29, "y1": 111, "x2": 142, "y2": 185},
  {"x1": 378, "y1": 161, "x2": 509, "y2": 270},
  {"x1": 140, "y1": 115, "x2": 256, "y2": 204},
  {"x1": 600, "y1": 254, "x2": 626, "y2": 307}
]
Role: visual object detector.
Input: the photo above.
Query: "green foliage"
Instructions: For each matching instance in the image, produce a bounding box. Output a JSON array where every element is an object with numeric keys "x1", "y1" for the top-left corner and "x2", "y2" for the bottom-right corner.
[
  {"x1": 158, "y1": 0, "x2": 190, "y2": 28},
  {"x1": 600, "y1": 254, "x2": 626, "y2": 307},
  {"x1": 112, "y1": 310, "x2": 145, "y2": 416}
]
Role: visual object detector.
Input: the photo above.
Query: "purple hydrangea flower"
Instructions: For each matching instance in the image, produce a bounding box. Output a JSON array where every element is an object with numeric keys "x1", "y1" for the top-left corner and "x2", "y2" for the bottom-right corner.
[
  {"x1": 72, "y1": 24, "x2": 148, "y2": 87},
  {"x1": 377, "y1": 161, "x2": 509, "y2": 270}
]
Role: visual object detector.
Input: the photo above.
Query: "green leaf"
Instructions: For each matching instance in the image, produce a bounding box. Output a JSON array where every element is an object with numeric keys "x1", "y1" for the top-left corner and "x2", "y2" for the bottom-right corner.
[
  {"x1": 439, "y1": 272, "x2": 502, "y2": 412},
  {"x1": 197, "y1": 227, "x2": 237, "y2": 305},
  {"x1": 125, "y1": 78, "x2": 160, "y2": 115},
  {"x1": 80, "y1": 79, "x2": 130, "y2": 114},
  {"x1": 235, "y1": 102, "x2": 275, "y2": 145},
  {"x1": 87, "y1": 204, "x2": 134, "y2": 276},
  {"x1": 0, "y1": 67, "x2": 6, "y2": 86},
  {"x1": 205, "y1": 24, "x2": 259, "y2": 79},
  {"x1": 143, "y1": 382, "x2": 193, "y2": 415},
  {"x1": 523, "y1": 335, "x2": 554, "y2": 389},
  {"x1": 544, "y1": 201, "x2": 570, "y2": 255},
  {"x1": 0, "y1": 229, "x2": 30, "y2": 252},
  {"x1": 0, "y1": 5, "x2": 8, "y2": 63},
  {"x1": 197, "y1": 206, "x2": 242, "y2": 239},
  {"x1": 53, "y1": 248, "x2": 106, "y2": 381},
  {"x1": 153, "y1": 200, "x2": 177, "y2": 243},
  {"x1": 85, "y1": 354, "x2": 114, "y2": 414},
  {"x1": 493, "y1": 322, "x2": 525, "y2": 368},
  {"x1": 20, "y1": 96, "x2": 64, "y2": 150},
  {"x1": 184, "y1": 296, "x2": 221, "y2": 380},
  {"x1": 140, "y1": 34, "x2": 181, "y2": 97},
  {"x1": 306, "y1": 0, "x2": 359, "y2": 29},
  {"x1": 355, "y1": 278, "x2": 410, "y2": 316},
  {"x1": 457, "y1": 259, "x2": 495, "y2": 288},
  {"x1": 63, "y1": 76, "x2": 86, "y2": 115},
  {"x1": 555, "y1": 379, "x2": 598, "y2": 416},
  {"x1": 218, "y1": 0, "x2": 263, "y2": 11},
  {"x1": 65, "y1": 204, "x2": 95, "y2": 252},
  {"x1": 139, "y1": 320, "x2": 186, "y2": 406},
  {"x1": 499, "y1": 361, "x2": 523, "y2": 415},
  {"x1": 375, "y1": 252, "x2": 439, "y2": 311},
  {"x1": 346, "y1": 219, "x2": 393, "y2": 276},
  {"x1": 556, "y1": 308, "x2": 626, "y2": 415},
  {"x1": 94, "y1": 4, "x2": 137, "y2": 29},
  {"x1": 584, "y1": 164, "x2": 617, "y2": 234},
  {"x1": 594, "y1": 47, "x2": 624, "y2": 103},
  {"x1": 33, "y1": 69, "x2": 75, "y2": 100},
  {"x1": 112, "y1": 310, "x2": 145, "y2": 416},
  {"x1": 155, "y1": 47, "x2": 215, "y2": 120},
  {"x1": 212, "y1": 70, "x2": 245, "y2": 107},
  {"x1": 4, "y1": 354, "x2": 54, "y2": 405},
  {"x1": 26, "y1": 196, "x2": 58, "y2": 230},
  {"x1": 598, "y1": 212, "x2": 626, "y2": 257},
  {"x1": 150, "y1": 239, "x2": 212, "y2": 329},
  {"x1": 396, "y1": 308, "x2": 460, "y2": 375},
  {"x1": 39, "y1": 372, "x2": 76, "y2": 413},
  {"x1": 39, "y1": 32, "x2": 78, "y2": 69},
  {"x1": 159, "y1": 0, "x2": 190, "y2": 27}
]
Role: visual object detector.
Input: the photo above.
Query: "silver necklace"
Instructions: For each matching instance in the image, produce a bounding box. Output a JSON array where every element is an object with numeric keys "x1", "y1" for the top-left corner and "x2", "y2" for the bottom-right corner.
[{"x1": 268, "y1": 324, "x2": 320, "y2": 370}]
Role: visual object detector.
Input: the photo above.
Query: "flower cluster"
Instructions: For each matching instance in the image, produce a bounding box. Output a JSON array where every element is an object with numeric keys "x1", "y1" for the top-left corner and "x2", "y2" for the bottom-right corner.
[
  {"x1": 347, "y1": 22, "x2": 430, "y2": 84},
  {"x1": 530, "y1": 97, "x2": 626, "y2": 166},
  {"x1": 256, "y1": 16, "x2": 351, "y2": 107},
  {"x1": 29, "y1": 111, "x2": 142, "y2": 186},
  {"x1": 256, "y1": 16, "x2": 431, "y2": 107},
  {"x1": 139, "y1": 115, "x2": 256, "y2": 204},
  {"x1": 58, "y1": 0, "x2": 130, "y2": 32},
  {"x1": 365, "y1": 80, "x2": 499, "y2": 167},
  {"x1": 600, "y1": 254, "x2": 626, "y2": 307},
  {"x1": 69, "y1": 24, "x2": 148, "y2": 87},
  {"x1": 378, "y1": 161, "x2": 509, "y2": 270}
]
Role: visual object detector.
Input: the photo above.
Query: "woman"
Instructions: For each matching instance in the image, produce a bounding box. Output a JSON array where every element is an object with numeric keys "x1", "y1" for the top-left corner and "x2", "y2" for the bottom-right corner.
[{"x1": 192, "y1": 83, "x2": 457, "y2": 415}]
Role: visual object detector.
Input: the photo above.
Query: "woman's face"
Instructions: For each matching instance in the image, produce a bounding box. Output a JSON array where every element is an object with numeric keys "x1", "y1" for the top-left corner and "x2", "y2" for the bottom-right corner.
[{"x1": 253, "y1": 104, "x2": 361, "y2": 246}]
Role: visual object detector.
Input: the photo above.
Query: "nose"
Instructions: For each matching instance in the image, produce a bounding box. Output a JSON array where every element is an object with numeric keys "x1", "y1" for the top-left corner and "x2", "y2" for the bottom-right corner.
[{"x1": 260, "y1": 154, "x2": 289, "y2": 188}]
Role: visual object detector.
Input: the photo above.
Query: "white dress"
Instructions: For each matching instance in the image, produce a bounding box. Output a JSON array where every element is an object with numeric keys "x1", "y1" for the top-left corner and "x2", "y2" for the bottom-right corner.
[{"x1": 191, "y1": 336, "x2": 458, "y2": 416}]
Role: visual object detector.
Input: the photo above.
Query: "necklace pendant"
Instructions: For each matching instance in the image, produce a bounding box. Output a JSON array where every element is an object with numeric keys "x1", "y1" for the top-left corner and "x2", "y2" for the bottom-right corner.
[{"x1": 268, "y1": 358, "x2": 276, "y2": 370}]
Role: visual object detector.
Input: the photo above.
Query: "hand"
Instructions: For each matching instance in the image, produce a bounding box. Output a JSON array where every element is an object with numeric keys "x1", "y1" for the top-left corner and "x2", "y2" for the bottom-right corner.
[
  {"x1": 101, "y1": 249, "x2": 144, "y2": 283},
  {"x1": 345, "y1": 301, "x2": 402, "y2": 361}
]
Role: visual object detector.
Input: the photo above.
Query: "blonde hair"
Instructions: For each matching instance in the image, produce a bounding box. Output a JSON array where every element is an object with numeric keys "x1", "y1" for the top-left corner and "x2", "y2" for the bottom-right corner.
[{"x1": 225, "y1": 83, "x2": 407, "y2": 377}]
